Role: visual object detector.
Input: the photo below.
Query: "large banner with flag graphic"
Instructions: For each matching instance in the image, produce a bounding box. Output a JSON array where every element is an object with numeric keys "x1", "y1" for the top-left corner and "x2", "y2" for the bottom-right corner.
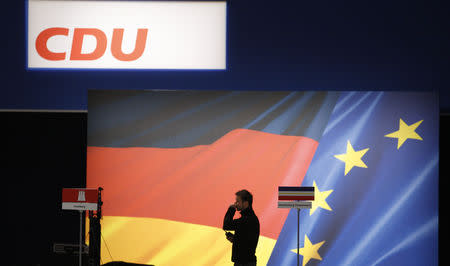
[{"x1": 87, "y1": 90, "x2": 438, "y2": 265}]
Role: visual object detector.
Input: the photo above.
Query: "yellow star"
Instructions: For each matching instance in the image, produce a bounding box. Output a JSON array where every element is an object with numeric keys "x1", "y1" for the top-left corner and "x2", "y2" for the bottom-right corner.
[
  {"x1": 310, "y1": 180, "x2": 333, "y2": 216},
  {"x1": 385, "y1": 119, "x2": 423, "y2": 149},
  {"x1": 334, "y1": 140, "x2": 369, "y2": 176},
  {"x1": 291, "y1": 235, "x2": 325, "y2": 266}
]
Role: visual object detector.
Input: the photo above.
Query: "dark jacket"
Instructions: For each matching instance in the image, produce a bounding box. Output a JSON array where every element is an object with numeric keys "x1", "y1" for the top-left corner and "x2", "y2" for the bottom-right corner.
[{"x1": 223, "y1": 206, "x2": 260, "y2": 263}]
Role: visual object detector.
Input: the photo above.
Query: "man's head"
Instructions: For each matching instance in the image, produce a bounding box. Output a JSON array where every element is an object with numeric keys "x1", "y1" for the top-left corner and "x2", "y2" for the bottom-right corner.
[{"x1": 235, "y1": 189, "x2": 253, "y2": 211}]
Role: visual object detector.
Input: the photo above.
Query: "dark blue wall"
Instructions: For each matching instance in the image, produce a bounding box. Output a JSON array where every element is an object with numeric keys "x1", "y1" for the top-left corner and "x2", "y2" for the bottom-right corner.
[{"x1": 3, "y1": 0, "x2": 445, "y2": 111}]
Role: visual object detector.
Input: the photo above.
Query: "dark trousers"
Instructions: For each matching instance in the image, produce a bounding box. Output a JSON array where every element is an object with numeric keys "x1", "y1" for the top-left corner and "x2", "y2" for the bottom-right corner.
[{"x1": 234, "y1": 262, "x2": 256, "y2": 266}]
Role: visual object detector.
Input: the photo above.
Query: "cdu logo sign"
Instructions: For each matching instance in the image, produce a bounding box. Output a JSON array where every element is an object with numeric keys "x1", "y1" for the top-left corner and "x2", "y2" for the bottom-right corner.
[{"x1": 27, "y1": 0, "x2": 226, "y2": 69}]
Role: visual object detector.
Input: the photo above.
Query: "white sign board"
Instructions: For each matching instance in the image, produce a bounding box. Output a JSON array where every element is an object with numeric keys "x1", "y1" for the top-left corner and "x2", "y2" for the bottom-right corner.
[
  {"x1": 278, "y1": 201, "x2": 312, "y2": 209},
  {"x1": 27, "y1": 0, "x2": 226, "y2": 69}
]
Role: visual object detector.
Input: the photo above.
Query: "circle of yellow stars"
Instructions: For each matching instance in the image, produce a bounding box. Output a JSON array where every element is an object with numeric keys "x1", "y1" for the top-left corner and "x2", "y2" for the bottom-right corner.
[{"x1": 291, "y1": 118, "x2": 423, "y2": 266}]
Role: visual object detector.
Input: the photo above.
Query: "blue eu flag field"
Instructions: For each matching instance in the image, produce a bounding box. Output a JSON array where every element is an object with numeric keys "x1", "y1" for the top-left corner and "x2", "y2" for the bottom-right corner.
[{"x1": 268, "y1": 91, "x2": 438, "y2": 266}]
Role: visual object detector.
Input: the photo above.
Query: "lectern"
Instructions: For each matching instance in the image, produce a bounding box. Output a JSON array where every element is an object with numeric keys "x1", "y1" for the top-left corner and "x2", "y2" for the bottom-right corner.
[{"x1": 278, "y1": 186, "x2": 315, "y2": 266}]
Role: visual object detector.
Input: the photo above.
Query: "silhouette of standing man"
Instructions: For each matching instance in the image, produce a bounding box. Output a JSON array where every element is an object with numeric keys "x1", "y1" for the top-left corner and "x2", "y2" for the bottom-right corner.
[{"x1": 223, "y1": 189, "x2": 260, "y2": 266}]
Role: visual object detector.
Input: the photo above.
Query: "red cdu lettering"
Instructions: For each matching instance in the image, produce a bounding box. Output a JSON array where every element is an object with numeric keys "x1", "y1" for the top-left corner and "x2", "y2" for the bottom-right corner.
[
  {"x1": 111, "y1": 28, "x2": 148, "y2": 61},
  {"x1": 70, "y1": 28, "x2": 107, "y2": 60},
  {"x1": 35, "y1": 27, "x2": 148, "y2": 61},
  {"x1": 35, "y1": 27, "x2": 69, "y2": 61}
]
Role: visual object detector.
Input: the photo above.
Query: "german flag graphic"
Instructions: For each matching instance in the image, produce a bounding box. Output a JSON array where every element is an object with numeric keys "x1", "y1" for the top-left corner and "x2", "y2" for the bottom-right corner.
[{"x1": 87, "y1": 90, "x2": 339, "y2": 265}]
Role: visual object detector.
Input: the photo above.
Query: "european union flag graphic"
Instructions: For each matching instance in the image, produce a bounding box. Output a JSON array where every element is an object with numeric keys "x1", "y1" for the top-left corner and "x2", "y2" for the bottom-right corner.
[{"x1": 268, "y1": 91, "x2": 438, "y2": 265}]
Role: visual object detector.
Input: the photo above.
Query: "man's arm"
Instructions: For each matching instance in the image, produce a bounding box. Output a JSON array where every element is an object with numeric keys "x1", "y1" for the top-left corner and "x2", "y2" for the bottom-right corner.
[{"x1": 223, "y1": 205, "x2": 239, "y2": 230}]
